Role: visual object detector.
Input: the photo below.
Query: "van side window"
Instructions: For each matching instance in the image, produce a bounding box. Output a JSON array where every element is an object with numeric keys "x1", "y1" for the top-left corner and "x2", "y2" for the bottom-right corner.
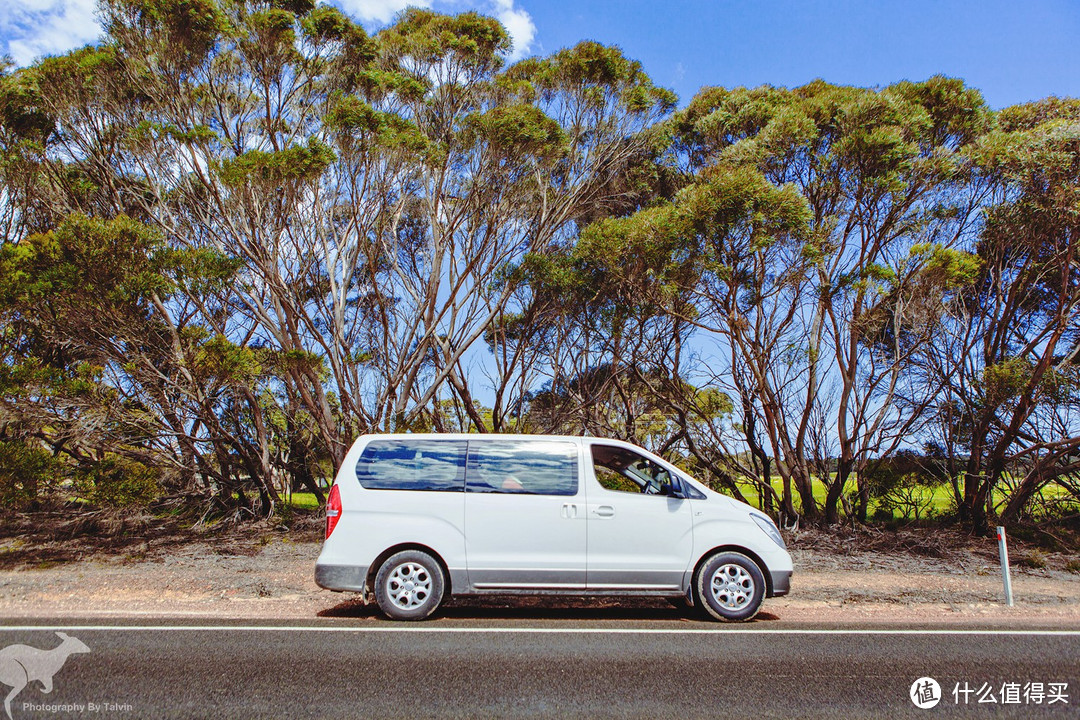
[
  {"x1": 355, "y1": 440, "x2": 466, "y2": 491},
  {"x1": 591, "y1": 445, "x2": 679, "y2": 497},
  {"x1": 466, "y1": 440, "x2": 578, "y2": 496}
]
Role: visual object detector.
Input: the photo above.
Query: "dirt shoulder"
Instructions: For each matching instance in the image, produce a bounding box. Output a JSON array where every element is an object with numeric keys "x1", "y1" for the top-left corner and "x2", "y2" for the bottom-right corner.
[{"x1": 1, "y1": 522, "x2": 1078, "y2": 626}]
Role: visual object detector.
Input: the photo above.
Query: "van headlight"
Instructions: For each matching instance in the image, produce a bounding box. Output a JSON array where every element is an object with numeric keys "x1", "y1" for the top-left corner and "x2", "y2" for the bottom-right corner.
[{"x1": 750, "y1": 513, "x2": 786, "y2": 549}]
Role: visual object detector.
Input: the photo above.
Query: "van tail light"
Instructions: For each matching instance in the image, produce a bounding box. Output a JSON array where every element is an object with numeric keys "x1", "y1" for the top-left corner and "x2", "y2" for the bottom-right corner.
[{"x1": 325, "y1": 484, "x2": 342, "y2": 539}]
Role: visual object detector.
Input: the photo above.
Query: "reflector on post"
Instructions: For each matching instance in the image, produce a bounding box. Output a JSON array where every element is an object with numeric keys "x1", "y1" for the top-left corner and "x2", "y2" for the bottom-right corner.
[{"x1": 997, "y1": 525, "x2": 1014, "y2": 607}]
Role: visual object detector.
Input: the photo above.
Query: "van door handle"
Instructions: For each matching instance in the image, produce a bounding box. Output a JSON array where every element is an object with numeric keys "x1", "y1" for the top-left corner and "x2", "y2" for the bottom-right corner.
[
  {"x1": 561, "y1": 503, "x2": 578, "y2": 519},
  {"x1": 593, "y1": 505, "x2": 615, "y2": 518}
]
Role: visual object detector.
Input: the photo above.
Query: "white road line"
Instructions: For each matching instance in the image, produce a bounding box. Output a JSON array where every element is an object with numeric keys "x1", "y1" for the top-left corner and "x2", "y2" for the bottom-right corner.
[{"x1": 0, "y1": 625, "x2": 1077, "y2": 635}]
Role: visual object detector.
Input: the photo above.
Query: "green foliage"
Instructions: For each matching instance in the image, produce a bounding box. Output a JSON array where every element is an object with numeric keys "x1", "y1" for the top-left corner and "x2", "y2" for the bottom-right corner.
[
  {"x1": 567, "y1": 203, "x2": 695, "y2": 309},
  {"x1": 265, "y1": 347, "x2": 328, "y2": 377},
  {"x1": 129, "y1": 120, "x2": 218, "y2": 145},
  {"x1": 0, "y1": 213, "x2": 172, "y2": 311},
  {"x1": 678, "y1": 164, "x2": 812, "y2": 253},
  {"x1": 0, "y1": 67, "x2": 54, "y2": 141},
  {"x1": 982, "y1": 358, "x2": 1034, "y2": 408},
  {"x1": 0, "y1": 440, "x2": 62, "y2": 509},
  {"x1": 908, "y1": 243, "x2": 982, "y2": 290},
  {"x1": 243, "y1": 7, "x2": 300, "y2": 79},
  {"x1": 886, "y1": 75, "x2": 992, "y2": 148},
  {"x1": 862, "y1": 452, "x2": 947, "y2": 520},
  {"x1": 115, "y1": 0, "x2": 231, "y2": 66},
  {"x1": 192, "y1": 334, "x2": 263, "y2": 386},
  {"x1": 852, "y1": 242, "x2": 982, "y2": 350},
  {"x1": 377, "y1": 8, "x2": 510, "y2": 68},
  {"x1": 997, "y1": 96, "x2": 1080, "y2": 132},
  {"x1": 521, "y1": 162, "x2": 811, "y2": 332},
  {"x1": 324, "y1": 95, "x2": 380, "y2": 133},
  {"x1": 252, "y1": 7, "x2": 295, "y2": 33},
  {"x1": 677, "y1": 77, "x2": 989, "y2": 184},
  {"x1": 216, "y1": 137, "x2": 336, "y2": 187},
  {"x1": 27, "y1": 46, "x2": 122, "y2": 126},
  {"x1": 970, "y1": 98, "x2": 1080, "y2": 189},
  {"x1": 158, "y1": 245, "x2": 242, "y2": 292},
  {"x1": 465, "y1": 104, "x2": 566, "y2": 159},
  {"x1": 271, "y1": 0, "x2": 314, "y2": 16},
  {"x1": 74, "y1": 454, "x2": 160, "y2": 507},
  {"x1": 325, "y1": 96, "x2": 429, "y2": 154},
  {"x1": 351, "y1": 69, "x2": 426, "y2": 102},
  {"x1": 506, "y1": 41, "x2": 676, "y2": 114},
  {"x1": 300, "y1": 5, "x2": 355, "y2": 42},
  {"x1": 694, "y1": 387, "x2": 734, "y2": 419}
]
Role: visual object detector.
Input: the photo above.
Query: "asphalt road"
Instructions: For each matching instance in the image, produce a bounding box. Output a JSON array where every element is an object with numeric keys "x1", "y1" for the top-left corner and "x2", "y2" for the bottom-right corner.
[{"x1": 0, "y1": 617, "x2": 1078, "y2": 719}]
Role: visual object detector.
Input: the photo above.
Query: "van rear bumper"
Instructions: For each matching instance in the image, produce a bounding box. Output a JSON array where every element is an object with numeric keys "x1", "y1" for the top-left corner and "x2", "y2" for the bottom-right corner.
[
  {"x1": 315, "y1": 563, "x2": 368, "y2": 593},
  {"x1": 769, "y1": 570, "x2": 792, "y2": 597}
]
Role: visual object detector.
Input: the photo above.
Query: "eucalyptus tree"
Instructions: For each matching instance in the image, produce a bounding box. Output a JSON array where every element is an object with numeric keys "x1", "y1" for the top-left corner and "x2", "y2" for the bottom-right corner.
[
  {"x1": 400, "y1": 37, "x2": 677, "y2": 433},
  {"x1": 0, "y1": 0, "x2": 674, "y2": 504},
  {"x1": 672, "y1": 78, "x2": 990, "y2": 522},
  {"x1": 513, "y1": 160, "x2": 808, "y2": 510},
  {"x1": 0, "y1": 212, "x2": 300, "y2": 513},
  {"x1": 920, "y1": 97, "x2": 1080, "y2": 530},
  {"x1": 86, "y1": 2, "x2": 672, "y2": 461}
]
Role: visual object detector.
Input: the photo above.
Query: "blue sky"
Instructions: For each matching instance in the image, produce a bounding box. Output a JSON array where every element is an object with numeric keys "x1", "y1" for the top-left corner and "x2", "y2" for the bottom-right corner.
[{"x1": 2, "y1": 0, "x2": 1078, "y2": 109}]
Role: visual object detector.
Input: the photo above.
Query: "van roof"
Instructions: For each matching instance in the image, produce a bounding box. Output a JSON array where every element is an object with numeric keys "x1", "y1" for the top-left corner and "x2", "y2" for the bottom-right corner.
[{"x1": 356, "y1": 433, "x2": 619, "y2": 443}]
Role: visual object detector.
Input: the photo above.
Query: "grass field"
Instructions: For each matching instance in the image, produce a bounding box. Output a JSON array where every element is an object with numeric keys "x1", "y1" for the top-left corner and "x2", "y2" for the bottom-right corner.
[
  {"x1": 734, "y1": 476, "x2": 1078, "y2": 521},
  {"x1": 733, "y1": 477, "x2": 954, "y2": 519},
  {"x1": 283, "y1": 491, "x2": 322, "y2": 510}
]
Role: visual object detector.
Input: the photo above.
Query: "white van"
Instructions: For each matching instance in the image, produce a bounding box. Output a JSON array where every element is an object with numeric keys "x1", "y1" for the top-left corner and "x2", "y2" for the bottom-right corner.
[{"x1": 315, "y1": 434, "x2": 792, "y2": 621}]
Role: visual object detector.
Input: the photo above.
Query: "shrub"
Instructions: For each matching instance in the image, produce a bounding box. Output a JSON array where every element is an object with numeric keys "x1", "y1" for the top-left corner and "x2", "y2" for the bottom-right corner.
[
  {"x1": 1015, "y1": 549, "x2": 1047, "y2": 569},
  {"x1": 0, "y1": 439, "x2": 62, "y2": 509},
  {"x1": 863, "y1": 451, "x2": 946, "y2": 521},
  {"x1": 75, "y1": 455, "x2": 160, "y2": 507}
]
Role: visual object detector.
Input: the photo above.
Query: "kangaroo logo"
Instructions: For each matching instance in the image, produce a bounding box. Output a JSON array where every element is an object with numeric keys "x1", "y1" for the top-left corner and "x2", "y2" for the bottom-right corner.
[{"x1": 0, "y1": 632, "x2": 90, "y2": 720}]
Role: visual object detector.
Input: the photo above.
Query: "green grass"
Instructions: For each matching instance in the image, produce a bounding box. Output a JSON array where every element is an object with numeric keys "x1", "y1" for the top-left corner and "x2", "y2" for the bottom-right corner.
[
  {"x1": 284, "y1": 492, "x2": 321, "y2": 510},
  {"x1": 727, "y1": 476, "x2": 1078, "y2": 521}
]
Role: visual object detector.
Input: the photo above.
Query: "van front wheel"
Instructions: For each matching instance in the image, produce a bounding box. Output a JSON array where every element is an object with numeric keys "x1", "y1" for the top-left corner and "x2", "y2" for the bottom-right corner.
[
  {"x1": 694, "y1": 551, "x2": 766, "y2": 622},
  {"x1": 374, "y1": 550, "x2": 445, "y2": 621}
]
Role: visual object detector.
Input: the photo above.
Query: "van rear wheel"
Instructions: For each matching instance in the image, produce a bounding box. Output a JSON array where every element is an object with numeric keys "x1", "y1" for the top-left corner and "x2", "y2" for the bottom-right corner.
[
  {"x1": 374, "y1": 550, "x2": 445, "y2": 621},
  {"x1": 694, "y1": 551, "x2": 765, "y2": 622}
]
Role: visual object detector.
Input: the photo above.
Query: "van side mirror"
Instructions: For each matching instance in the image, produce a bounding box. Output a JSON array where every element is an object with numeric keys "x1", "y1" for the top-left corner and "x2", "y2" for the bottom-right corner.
[{"x1": 665, "y1": 482, "x2": 686, "y2": 500}]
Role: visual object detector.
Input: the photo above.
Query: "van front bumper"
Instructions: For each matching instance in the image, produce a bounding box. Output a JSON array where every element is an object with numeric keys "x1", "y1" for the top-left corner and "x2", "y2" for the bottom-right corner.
[
  {"x1": 769, "y1": 570, "x2": 792, "y2": 597},
  {"x1": 315, "y1": 563, "x2": 368, "y2": 593}
]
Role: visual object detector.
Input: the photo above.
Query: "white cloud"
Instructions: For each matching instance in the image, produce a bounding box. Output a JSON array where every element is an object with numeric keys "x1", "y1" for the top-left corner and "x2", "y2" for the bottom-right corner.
[
  {"x1": 1, "y1": 0, "x2": 101, "y2": 66},
  {"x1": 335, "y1": 0, "x2": 430, "y2": 25},
  {"x1": 490, "y1": 0, "x2": 535, "y2": 61}
]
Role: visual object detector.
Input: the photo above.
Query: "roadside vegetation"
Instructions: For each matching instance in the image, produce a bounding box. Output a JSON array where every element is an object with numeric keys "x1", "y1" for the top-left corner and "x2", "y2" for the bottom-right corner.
[{"x1": 1, "y1": 0, "x2": 1079, "y2": 547}]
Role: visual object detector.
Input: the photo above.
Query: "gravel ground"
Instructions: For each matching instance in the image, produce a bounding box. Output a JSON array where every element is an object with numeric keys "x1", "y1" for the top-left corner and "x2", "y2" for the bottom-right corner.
[{"x1": 0, "y1": 523, "x2": 1078, "y2": 625}]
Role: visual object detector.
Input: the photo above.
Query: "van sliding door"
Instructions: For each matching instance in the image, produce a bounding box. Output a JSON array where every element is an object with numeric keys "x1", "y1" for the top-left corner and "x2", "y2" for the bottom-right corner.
[{"x1": 463, "y1": 439, "x2": 587, "y2": 590}]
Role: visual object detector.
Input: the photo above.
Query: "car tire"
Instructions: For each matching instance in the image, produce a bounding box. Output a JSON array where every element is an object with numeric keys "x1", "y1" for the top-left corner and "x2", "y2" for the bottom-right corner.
[
  {"x1": 374, "y1": 550, "x2": 446, "y2": 621},
  {"x1": 694, "y1": 551, "x2": 766, "y2": 622}
]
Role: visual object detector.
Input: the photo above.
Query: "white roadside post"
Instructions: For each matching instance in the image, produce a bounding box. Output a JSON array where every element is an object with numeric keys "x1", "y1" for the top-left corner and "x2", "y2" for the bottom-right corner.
[{"x1": 997, "y1": 525, "x2": 1014, "y2": 607}]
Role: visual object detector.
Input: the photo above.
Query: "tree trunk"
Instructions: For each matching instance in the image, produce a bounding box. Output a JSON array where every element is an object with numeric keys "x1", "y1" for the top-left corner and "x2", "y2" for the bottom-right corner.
[{"x1": 823, "y1": 459, "x2": 850, "y2": 525}]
